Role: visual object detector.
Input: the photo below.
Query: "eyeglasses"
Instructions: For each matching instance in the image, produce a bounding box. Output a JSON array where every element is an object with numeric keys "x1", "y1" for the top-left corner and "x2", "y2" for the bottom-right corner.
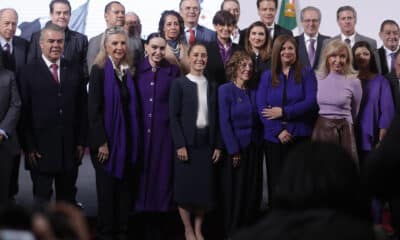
[{"x1": 302, "y1": 19, "x2": 320, "y2": 23}]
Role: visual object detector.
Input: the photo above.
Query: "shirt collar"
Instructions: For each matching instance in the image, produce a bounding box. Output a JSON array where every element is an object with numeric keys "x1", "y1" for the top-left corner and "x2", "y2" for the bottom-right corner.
[
  {"x1": 340, "y1": 33, "x2": 356, "y2": 42},
  {"x1": 304, "y1": 33, "x2": 319, "y2": 42},
  {"x1": 41, "y1": 54, "x2": 61, "y2": 67},
  {"x1": 384, "y1": 45, "x2": 400, "y2": 55},
  {"x1": 0, "y1": 35, "x2": 12, "y2": 49},
  {"x1": 185, "y1": 26, "x2": 197, "y2": 32},
  {"x1": 266, "y1": 22, "x2": 275, "y2": 30}
]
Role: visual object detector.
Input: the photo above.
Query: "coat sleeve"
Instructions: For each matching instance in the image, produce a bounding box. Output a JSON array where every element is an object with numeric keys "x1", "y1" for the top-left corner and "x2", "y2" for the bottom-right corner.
[
  {"x1": 169, "y1": 78, "x2": 186, "y2": 149},
  {"x1": 218, "y1": 85, "x2": 240, "y2": 155},
  {"x1": 0, "y1": 72, "x2": 21, "y2": 137},
  {"x1": 378, "y1": 76, "x2": 395, "y2": 129},
  {"x1": 88, "y1": 65, "x2": 107, "y2": 149}
]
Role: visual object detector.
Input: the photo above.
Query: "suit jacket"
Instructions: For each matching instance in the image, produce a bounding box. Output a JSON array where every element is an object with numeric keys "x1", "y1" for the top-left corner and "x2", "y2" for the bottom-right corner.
[
  {"x1": 239, "y1": 23, "x2": 293, "y2": 46},
  {"x1": 87, "y1": 33, "x2": 143, "y2": 74},
  {"x1": 385, "y1": 72, "x2": 400, "y2": 112},
  {"x1": 182, "y1": 24, "x2": 217, "y2": 44},
  {"x1": 378, "y1": 47, "x2": 400, "y2": 76},
  {"x1": 0, "y1": 36, "x2": 28, "y2": 74},
  {"x1": 324, "y1": 33, "x2": 381, "y2": 73},
  {"x1": 169, "y1": 76, "x2": 222, "y2": 149},
  {"x1": 19, "y1": 58, "x2": 87, "y2": 172},
  {"x1": 27, "y1": 28, "x2": 89, "y2": 83},
  {"x1": 296, "y1": 33, "x2": 330, "y2": 70},
  {"x1": 0, "y1": 69, "x2": 21, "y2": 156},
  {"x1": 205, "y1": 41, "x2": 242, "y2": 85}
]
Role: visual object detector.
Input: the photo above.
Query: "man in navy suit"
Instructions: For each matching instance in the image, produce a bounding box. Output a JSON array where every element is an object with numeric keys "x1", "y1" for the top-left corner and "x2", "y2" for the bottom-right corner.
[
  {"x1": 179, "y1": 0, "x2": 216, "y2": 45},
  {"x1": 0, "y1": 8, "x2": 28, "y2": 203},
  {"x1": 378, "y1": 20, "x2": 399, "y2": 75},
  {"x1": 239, "y1": 0, "x2": 292, "y2": 46},
  {"x1": 19, "y1": 23, "x2": 87, "y2": 206},
  {"x1": 295, "y1": 6, "x2": 330, "y2": 70}
]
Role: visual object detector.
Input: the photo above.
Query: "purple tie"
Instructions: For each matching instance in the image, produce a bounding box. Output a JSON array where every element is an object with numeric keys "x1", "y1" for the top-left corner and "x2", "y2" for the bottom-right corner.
[
  {"x1": 308, "y1": 39, "x2": 315, "y2": 66},
  {"x1": 51, "y1": 63, "x2": 59, "y2": 84},
  {"x1": 3, "y1": 43, "x2": 10, "y2": 55},
  {"x1": 390, "y1": 52, "x2": 396, "y2": 73}
]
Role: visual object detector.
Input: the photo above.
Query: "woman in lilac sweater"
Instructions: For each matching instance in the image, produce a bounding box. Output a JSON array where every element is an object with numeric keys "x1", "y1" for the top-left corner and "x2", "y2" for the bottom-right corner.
[
  {"x1": 256, "y1": 35, "x2": 318, "y2": 201},
  {"x1": 219, "y1": 50, "x2": 263, "y2": 236},
  {"x1": 312, "y1": 39, "x2": 362, "y2": 162}
]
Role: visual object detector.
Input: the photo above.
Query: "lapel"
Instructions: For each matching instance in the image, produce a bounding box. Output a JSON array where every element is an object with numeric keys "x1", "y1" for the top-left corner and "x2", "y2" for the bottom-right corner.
[
  {"x1": 39, "y1": 57, "x2": 62, "y2": 87},
  {"x1": 12, "y1": 38, "x2": 24, "y2": 71},
  {"x1": 314, "y1": 35, "x2": 325, "y2": 68},
  {"x1": 378, "y1": 47, "x2": 389, "y2": 73},
  {"x1": 196, "y1": 26, "x2": 204, "y2": 42},
  {"x1": 60, "y1": 59, "x2": 68, "y2": 86},
  {"x1": 298, "y1": 34, "x2": 310, "y2": 66}
]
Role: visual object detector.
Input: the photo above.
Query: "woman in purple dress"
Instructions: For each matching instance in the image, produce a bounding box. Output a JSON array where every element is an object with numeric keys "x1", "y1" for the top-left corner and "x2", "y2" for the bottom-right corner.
[
  {"x1": 352, "y1": 41, "x2": 395, "y2": 228},
  {"x1": 134, "y1": 32, "x2": 180, "y2": 238}
]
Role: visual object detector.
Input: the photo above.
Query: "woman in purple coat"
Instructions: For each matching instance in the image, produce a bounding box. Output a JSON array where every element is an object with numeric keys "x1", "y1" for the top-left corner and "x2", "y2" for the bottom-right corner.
[
  {"x1": 134, "y1": 32, "x2": 180, "y2": 238},
  {"x1": 352, "y1": 41, "x2": 395, "y2": 228},
  {"x1": 256, "y1": 35, "x2": 318, "y2": 202},
  {"x1": 352, "y1": 41, "x2": 395, "y2": 162}
]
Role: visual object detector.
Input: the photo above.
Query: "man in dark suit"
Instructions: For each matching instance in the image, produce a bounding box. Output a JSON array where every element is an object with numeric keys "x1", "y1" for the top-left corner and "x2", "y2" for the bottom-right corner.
[
  {"x1": 179, "y1": 0, "x2": 216, "y2": 45},
  {"x1": 378, "y1": 20, "x2": 399, "y2": 75},
  {"x1": 26, "y1": 0, "x2": 88, "y2": 207},
  {"x1": 295, "y1": 6, "x2": 330, "y2": 70},
  {"x1": 87, "y1": 1, "x2": 143, "y2": 73},
  {"x1": 239, "y1": 0, "x2": 292, "y2": 46},
  {"x1": 221, "y1": 0, "x2": 241, "y2": 44},
  {"x1": 0, "y1": 54, "x2": 21, "y2": 206},
  {"x1": 0, "y1": 8, "x2": 28, "y2": 203},
  {"x1": 385, "y1": 51, "x2": 400, "y2": 112},
  {"x1": 27, "y1": 0, "x2": 88, "y2": 82},
  {"x1": 19, "y1": 23, "x2": 87, "y2": 205}
]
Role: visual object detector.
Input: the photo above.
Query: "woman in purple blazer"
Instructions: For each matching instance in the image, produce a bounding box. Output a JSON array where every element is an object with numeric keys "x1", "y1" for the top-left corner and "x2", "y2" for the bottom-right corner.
[
  {"x1": 218, "y1": 50, "x2": 263, "y2": 237},
  {"x1": 352, "y1": 41, "x2": 395, "y2": 227},
  {"x1": 256, "y1": 35, "x2": 318, "y2": 201}
]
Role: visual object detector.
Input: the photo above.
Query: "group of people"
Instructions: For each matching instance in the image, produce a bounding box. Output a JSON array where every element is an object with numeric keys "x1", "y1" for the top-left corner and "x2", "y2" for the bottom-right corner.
[{"x1": 1, "y1": 0, "x2": 400, "y2": 239}]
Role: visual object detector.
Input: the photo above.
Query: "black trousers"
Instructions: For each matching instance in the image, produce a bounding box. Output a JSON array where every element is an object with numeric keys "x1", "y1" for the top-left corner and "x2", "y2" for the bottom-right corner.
[
  {"x1": 264, "y1": 137, "x2": 309, "y2": 202},
  {"x1": 30, "y1": 166, "x2": 78, "y2": 206},
  {"x1": 8, "y1": 154, "x2": 20, "y2": 198},
  {"x1": 91, "y1": 151, "x2": 134, "y2": 240},
  {"x1": 0, "y1": 145, "x2": 14, "y2": 206}
]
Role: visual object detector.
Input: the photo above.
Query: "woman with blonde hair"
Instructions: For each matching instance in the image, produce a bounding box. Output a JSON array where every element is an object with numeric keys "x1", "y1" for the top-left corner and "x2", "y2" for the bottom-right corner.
[
  {"x1": 312, "y1": 39, "x2": 362, "y2": 162},
  {"x1": 88, "y1": 26, "x2": 138, "y2": 240}
]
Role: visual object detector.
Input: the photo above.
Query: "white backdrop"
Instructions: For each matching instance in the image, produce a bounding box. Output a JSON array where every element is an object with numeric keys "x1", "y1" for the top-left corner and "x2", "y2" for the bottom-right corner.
[{"x1": 2, "y1": 0, "x2": 399, "y2": 46}]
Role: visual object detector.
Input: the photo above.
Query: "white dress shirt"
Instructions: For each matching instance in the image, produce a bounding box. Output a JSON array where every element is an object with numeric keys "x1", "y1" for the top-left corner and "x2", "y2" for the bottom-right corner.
[{"x1": 187, "y1": 73, "x2": 208, "y2": 128}]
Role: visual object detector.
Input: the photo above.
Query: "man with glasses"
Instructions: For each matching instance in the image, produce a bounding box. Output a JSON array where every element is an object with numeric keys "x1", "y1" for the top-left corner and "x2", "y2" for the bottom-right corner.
[
  {"x1": 179, "y1": 0, "x2": 216, "y2": 45},
  {"x1": 378, "y1": 20, "x2": 400, "y2": 75},
  {"x1": 295, "y1": 6, "x2": 330, "y2": 70}
]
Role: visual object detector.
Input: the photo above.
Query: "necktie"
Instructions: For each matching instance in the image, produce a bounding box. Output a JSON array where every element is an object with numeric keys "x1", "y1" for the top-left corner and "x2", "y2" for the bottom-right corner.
[
  {"x1": 308, "y1": 39, "x2": 316, "y2": 66},
  {"x1": 51, "y1": 63, "x2": 59, "y2": 84},
  {"x1": 344, "y1": 38, "x2": 351, "y2": 46},
  {"x1": 3, "y1": 42, "x2": 10, "y2": 55},
  {"x1": 390, "y1": 52, "x2": 396, "y2": 73},
  {"x1": 188, "y1": 28, "x2": 195, "y2": 45}
]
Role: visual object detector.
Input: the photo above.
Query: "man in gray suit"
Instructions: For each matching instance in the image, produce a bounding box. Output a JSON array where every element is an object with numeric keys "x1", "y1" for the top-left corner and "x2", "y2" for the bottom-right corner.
[
  {"x1": 295, "y1": 6, "x2": 330, "y2": 70},
  {"x1": 325, "y1": 5, "x2": 381, "y2": 73},
  {"x1": 0, "y1": 54, "x2": 21, "y2": 206},
  {"x1": 87, "y1": 1, "x2": 143, "y2": 72},
  {"x1": 179, "y1": 0, "x2": 216, "y2": 45}
]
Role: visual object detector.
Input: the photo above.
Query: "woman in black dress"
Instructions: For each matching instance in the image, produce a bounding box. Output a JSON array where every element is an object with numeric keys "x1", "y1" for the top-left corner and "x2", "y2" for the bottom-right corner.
[{"x1": 169, "y1": 43, "x2": 223, "y2": 240}]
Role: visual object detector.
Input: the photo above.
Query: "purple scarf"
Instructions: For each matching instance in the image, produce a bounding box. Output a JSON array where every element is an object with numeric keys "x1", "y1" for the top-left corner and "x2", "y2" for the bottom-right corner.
[{"x1": 103, "y1": 58, "x2": 138, "y2": 179}]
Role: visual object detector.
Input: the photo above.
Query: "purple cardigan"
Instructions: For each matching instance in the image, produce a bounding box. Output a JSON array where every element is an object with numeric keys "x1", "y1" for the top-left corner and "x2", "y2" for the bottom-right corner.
[
  {"x1": 256, "y1": 66, "x2": 318, "y2": 143},
  {"x1": 357, "y1": 75, "x2": 395, "y2": 151},
  {"x1": 218, "y1": 82, "x2": 261, "y2": 155}
]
